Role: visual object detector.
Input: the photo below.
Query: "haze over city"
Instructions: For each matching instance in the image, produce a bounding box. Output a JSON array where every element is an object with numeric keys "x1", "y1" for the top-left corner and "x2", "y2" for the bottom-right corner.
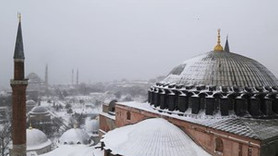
[{"x1": 1, "y1": 0, "x2": 278, "y2": 88}]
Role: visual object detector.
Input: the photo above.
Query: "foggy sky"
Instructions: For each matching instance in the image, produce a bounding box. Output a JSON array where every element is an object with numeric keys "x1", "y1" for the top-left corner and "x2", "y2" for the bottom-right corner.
[{"x1": 0, "y1": 0, "x2": 278, "y2": 89}]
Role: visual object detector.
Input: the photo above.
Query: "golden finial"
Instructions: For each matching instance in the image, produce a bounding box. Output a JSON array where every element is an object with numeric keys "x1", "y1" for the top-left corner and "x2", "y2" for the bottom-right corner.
[
  {"x1": 17, "y1": 12, "x2": 21, "y2": 22},
  {"x1": 214, "y1": 29, "x2": 224, "y2": 51}
]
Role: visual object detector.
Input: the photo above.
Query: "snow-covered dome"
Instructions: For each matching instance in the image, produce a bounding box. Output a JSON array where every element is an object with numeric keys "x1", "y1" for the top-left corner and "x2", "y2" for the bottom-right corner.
[
  {"x1": 102, "y1": 118, "x2": 210, "y2": 156},
  {"x1": 59, "y1": 128, "x2": 91, "y2": 145},
  {"x1": 30, "y1": 106, "x2": 49, "y2": 115},
  {"x1": 27, "y1": 72, "x2": 43, "y2": 84},
  {"x1": 27, "y1": 128, "x2": 51, "y2": 151},
  {"x1": 163, "y1": 51, "x2": 278, "y2": 87},
  {"x1": 85, "y1": 119, "x2": 99, "y2": 134},
  {"x1": 26, "y1": 100, "x2": 36, "y2": 106}
]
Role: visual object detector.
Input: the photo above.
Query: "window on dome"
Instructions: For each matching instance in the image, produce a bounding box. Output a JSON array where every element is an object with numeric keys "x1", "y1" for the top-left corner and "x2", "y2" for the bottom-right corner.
[
  {"x1": 127, "y1": 111, "x2": 131, "y2": 120},
  {"x1": 77, "y1": 141, "x2": 81, "y2": 144},
  {"x1": 169, "y1": 64, "x2": 186, "y2": 75},
  {"x1": 215, "y1": 137, "x2": 223, "y2": 153}
]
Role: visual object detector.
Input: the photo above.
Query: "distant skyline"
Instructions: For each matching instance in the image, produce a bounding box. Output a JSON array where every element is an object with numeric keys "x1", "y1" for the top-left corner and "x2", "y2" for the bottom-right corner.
[{"x1": 1, "y1": 0, "x2": 278, "y2": 89}]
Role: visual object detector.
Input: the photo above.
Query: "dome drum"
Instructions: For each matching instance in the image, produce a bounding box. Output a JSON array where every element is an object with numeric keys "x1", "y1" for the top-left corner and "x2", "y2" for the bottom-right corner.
[{"x1": 149, "y1": 85, "x2": 278, "y2": 118}]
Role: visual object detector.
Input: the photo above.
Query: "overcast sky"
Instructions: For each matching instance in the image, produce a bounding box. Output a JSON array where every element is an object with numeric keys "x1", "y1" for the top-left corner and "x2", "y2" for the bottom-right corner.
[{"x1": 0, "y1": 0, "x2": 278, "y2": 88}]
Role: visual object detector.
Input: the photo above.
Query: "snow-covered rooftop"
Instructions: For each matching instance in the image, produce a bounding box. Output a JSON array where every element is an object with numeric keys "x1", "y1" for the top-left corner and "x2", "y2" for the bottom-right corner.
[
  {"x1": 40, "y1": 145, "x2": 103, "y2": 156},
  {"x1": 59, "y1": 128, "x2": 92, "y2": 145},
  {"x1": 102, "y1": 118, "x2": 210, "y2": 156},
  {"x1": 27, "y1": 128, "x2": 52, "y2": 151},
  {"x1": 85, "y1": 118, "x2": 99, "y2": 134},
  {"x1": 117, "y1": 101, "x2": 278, "y2": 141}
]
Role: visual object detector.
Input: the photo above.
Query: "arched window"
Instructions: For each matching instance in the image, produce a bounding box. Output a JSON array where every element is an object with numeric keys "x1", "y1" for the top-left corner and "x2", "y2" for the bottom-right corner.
[
  {"x1": 215, "y1": 137, "x2": 223, "y2": 153},
  {"x1": 127, "y1": 111, "x2": 131, "y2": 120}
]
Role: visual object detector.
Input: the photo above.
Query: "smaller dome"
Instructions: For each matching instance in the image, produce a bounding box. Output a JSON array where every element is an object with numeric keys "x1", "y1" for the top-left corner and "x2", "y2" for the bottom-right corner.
[
  {"x1": 108, "y1": 100, "x2": 117, "y2": 113},
  {"x1": 26, "y1": 100, "x2": 36, "y2": 106},
  {"x1": 59, "y1": 128, "x2": 91, "y2": 145},
  {"x1": 30, "y1": 106, "x2": 49, "y2": 114},
  {"x1": 85, "y1": 119, "x2": 99, "y2": 133},
  {"x1": 27, "y1": 128, "x2": 51, "y2": 150}
]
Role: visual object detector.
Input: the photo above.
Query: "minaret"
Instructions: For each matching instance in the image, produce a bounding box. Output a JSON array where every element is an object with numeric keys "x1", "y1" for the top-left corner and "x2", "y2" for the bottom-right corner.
[
  {"x1": 45, "y1": 64, "x2": 48, "y2": 86},
  {"x1": 10, "y1": 13, "x2": 28, "y2": 156},
  {"x1": 224, "y1": 35, "x2": 230, "y2": 52},
  {"x1": 71, "y1": 69, "x2": 74, "y2": 85},
  {"x1": 76, "y1": 69, "x2": 79, "y2": 85},
  {"x1": 213, "y1": 29, "x2": 224, "y2": 52}
]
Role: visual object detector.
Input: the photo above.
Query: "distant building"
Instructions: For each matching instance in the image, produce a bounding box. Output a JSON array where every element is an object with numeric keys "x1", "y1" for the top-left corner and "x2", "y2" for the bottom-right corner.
[
  {"x1": 27, "y1": 106, "x2": 52, "y2": 135},
  {"x1": 26, "y1": 72, "x2": 47, "y2": 101},
  {"x1": 100, "y1": 30, "x2": 278, "y2": 156}
]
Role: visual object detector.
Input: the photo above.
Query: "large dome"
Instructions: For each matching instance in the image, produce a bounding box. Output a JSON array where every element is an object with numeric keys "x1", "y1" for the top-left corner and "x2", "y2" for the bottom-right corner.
[
  {"x1": 163, "y1": 51, "x2": 278, "y2": 87},
  {"x1": 148, "y1": 38, "x2": 278, "y2": 118}
]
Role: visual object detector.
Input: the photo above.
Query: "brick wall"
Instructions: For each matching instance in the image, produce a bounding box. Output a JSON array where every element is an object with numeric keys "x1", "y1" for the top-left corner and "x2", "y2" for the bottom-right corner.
[{"x1": 115, "y1": 104, "x2": 261, "y2": 156}]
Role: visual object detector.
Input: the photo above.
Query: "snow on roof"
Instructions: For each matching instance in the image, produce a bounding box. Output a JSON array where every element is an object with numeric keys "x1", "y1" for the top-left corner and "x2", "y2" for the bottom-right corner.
[
  {"x1": 59, "y1": 128, "x2": 92, "y2": 145},
  {"x1": 117, "y1": 102, "x2": 278, "y2": 141},
  {"x1": 27, "y1": 128, "x2": 52, "y2": 151},
  {"x1": 40, "y1": 145, "x2": 100, "y2": 156},
  {"x1": 99, "y1": 112, "x2": 115, "y2": 120},
  {"x1": 102, "y1": 118, "x2": 210, "y2": 156},
  {"x1": 26, "y1": 100, "x2": 36, "y2": 106},
  {"x1": 30, "y1": 106, "x2": 49, "y2": 115}
]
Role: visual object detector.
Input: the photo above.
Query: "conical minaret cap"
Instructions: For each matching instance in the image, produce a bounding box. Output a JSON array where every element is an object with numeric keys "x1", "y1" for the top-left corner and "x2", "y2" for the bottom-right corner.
[{"x1": 13, "y1": 13, "x2": 25, "y2": 60}]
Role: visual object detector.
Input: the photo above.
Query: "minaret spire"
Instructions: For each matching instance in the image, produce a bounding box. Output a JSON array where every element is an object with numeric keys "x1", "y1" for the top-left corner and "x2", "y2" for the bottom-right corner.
[
  {"x1": 71, "y1": 69, "x2": 74, "y2": 85},
  {"x1": 76, "y1": 69, "x2": 79, "y2": 85},
  {"x1": 10, "y1": 13, "x2": 28, "y2": 156},
  {"x1": 213, "y1": 29, "x2": 224, "y2": 52},
  {"x1": 45, "y1": 64, "x2": 48, "y2": 86},
  {"x1": 224, "y1": 35, "x2": 230, "y2": 52},
  {"x1": 14, "y1": 13, "x2": 25, "y2": 60}
]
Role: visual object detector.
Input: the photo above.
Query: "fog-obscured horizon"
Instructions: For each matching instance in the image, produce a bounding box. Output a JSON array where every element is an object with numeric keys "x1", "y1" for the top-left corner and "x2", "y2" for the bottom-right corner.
[{"x1": 1, "y1": 0, "x2": 278, "y2": 89}]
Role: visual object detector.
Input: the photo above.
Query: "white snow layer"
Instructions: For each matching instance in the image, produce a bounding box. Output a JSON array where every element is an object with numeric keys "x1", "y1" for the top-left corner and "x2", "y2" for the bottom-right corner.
[
  {"x1": 27, "y1": 128, "x2": 51, "y2": 151},
  {"x1": 102, "y1": 118, "x2": 211, "y2": 156},
  {"x1": 40, "y1": 145, "x2": 103, "y2": 156},
  {"x1": 59, "y1": 128, "x2": 92, "y2": 145}
]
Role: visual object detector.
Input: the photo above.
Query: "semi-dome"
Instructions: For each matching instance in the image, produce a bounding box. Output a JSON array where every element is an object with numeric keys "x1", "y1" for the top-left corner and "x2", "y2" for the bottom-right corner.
[
  {"x1": 163, "y1": 51, "x2": 278, "y2": 87},
  {"x1": 102, "y1": 118, "x2": 210, "y2": 156},
  {"x1": 27, "y1": 128, "x2": 51, "y2": 151},
  {"x1": 59, "y1": 128, "x2": 91, "y2": 145}
]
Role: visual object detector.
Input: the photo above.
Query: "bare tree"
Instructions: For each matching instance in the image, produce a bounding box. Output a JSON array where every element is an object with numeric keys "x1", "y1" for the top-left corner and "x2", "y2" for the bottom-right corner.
[{"x1": 0, "y1": 122, "x2": 11, "y2": 156}]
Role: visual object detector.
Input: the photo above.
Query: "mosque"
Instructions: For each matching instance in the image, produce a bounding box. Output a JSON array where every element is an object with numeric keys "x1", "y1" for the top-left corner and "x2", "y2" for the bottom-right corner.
[
  {"x1": 8, "y1": 12, "x2": 278, "y2": 156},
  {"x1": 100, "y1": 29, "x2": 278, "y2": 156}
]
